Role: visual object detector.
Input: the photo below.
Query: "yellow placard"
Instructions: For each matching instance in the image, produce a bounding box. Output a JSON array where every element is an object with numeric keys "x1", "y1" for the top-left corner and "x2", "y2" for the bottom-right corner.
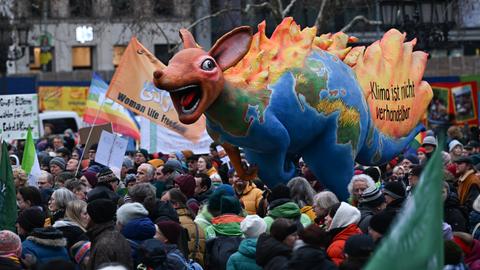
[{"x1": 38, "y1": 86, "x2": 89, "y2": 116}]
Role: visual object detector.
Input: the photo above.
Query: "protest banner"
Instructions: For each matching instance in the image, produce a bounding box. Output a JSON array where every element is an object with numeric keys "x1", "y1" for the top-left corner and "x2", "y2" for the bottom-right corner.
[
  {"x1": 38, "y1": 86, "x2": 89, "y2": 116},
  {"x1": 79, "y1": 123, "x2": 113, "y2": 159},
  {"x1": 105, "y1": 37, "x2": 207, "y2": 142},
  {"x1": 140, "y1": 116, "x2": 212, "y2": 154},
  {"x1": 0, "y1": 94, "x2": 39, "y2": 140},
  {"x1": 0, "y1": 141, "x2": 16, "y2": 231},
  {"x1": 95, "y1": 130, "x2": 128, "y2": 178}
]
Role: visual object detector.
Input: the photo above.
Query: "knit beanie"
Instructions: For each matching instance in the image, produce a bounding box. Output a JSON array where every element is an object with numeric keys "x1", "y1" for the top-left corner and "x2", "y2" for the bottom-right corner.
[
  {"x1": 417, "y1": 147, "x2": 427, "y2": 154},
  {"x1": 403, "y1": 153, "x2": 419, "y2": 165},
  {"x1": 116, "y1": 202, "x2": 149, "y2": 225},
  {"x1": 148, "y1": 159, "x2": 164, "y2": 168},
  {"x1": 164, "y1": 160, "x2": 183, "y2": 173},
  {"x1": 174, "y1": 175, "x2": 196, "y2": 198},
  {"x1": 97, "y1": 168, "x2": 118, "y2": 184},
  {"x1": 17, "y1": 208, "x2": 46, "y2": 233},
  {"x1": 220, "y1": 195, "x2": 241, "y2": 215},
  {"x1": 70, "y1": 241, "x2": 91, "y2": 264},
  {"x1": 422, "y1": 136, "x2": 437, "y2": 147},
  {"x1": 156, "y1": 221, "x2": 183, "y2": 244},
  {"x1": 241, "y1": 215, "x2": 267, "y2": 238},
  {"x1": 369, "y1": 210, "x2": 396, "y2": 235},
  {"x1": 137, "y1": 239, "x2": 167, "y2": 268},
  {"x1": 0, "y1": 230, "x2": 22, "y2": 256},
  {"x1": 121, "y1": 217, "x2": 156, "y2": 241},
  {"x1": 359, "y1": 186, "x2": 385, "y2": 207},
  {"x1": 449, "y1": 140, "x2": 463, "y2": 152},
  {"x1": 87, "y1": 198, "x2": 117, "y2": 224},
  {"x1": 269, "y1": 184, "x2": 291, "y2": 202},
  {"x1": 215, "y1": 184, "x2": 235, "y2": 196},
  {"x1": 137, "y1": 149, "x2": 149, "y2": 160},
  {"x1": 123, "y1": 158, "x2": 134, "y2": 169},
  {"x1": 383, "y1": 181, "x2": 406, "y2": 200},
  {"x1": 344, "y1": 234, "x2": 375, "y2": 257},
  {"x1": 82, "y1": 170, "x2": 98, "y2": 187},
  {"x1": 50, "y1": 157, "x2": 66, "y2": 170},
  {"x1": 364, "y1": 167, "x2": 381, "y2": 183}
]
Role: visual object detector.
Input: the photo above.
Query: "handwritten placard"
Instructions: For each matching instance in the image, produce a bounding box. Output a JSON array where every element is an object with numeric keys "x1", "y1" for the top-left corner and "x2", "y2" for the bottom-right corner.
[
  {"x1": 95, "y1": 130, "x2": 128, "y2": 177},
  {"x1": 370, "y1": 79, "x2": 415, "y2": 122},
  {"x1": 0, "y1": 94, "x2": 39, "y2": 140}
]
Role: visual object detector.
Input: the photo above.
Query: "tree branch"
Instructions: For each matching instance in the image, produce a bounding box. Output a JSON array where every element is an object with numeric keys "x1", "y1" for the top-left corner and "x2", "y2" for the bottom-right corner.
[
  {"x1": 340, "y1": 15, "x2": 382, "y2": 32},
  {"x1": 186, "y1": 7, "x2": 242, "y2": 31},
  {"x1": 282, "y1": 0, "x2": 298, "y2": 17},
  {"x1": 314, "y1": 0, "x2": 328, "y2": 30},
  {"x1": 244, "y1": 2, "x2": 273, "y2": 13}
]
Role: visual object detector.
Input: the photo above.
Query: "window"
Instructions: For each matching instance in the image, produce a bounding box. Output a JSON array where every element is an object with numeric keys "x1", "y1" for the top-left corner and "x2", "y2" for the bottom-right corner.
[
  {"x1": 111, "y1": 0, "x2": 132, "y2": 17},
  {"x1": 29, "y1": 46, "x2": 54, "y2": 72},
  {"x1": 69, "y1": 0, "x2": 93, "y2": 17},
  {"x1": 72, "y1": 46, "x2": 93, "y2": 70},
  {"x1": 154, "y1": 44, "x2": 173, "y2": 65},
  {"x1": 113, "y1": 45, "x2": 127, "y2": 68},
  {"x1": 153, "y1": 0, "x2": 173, "y2": 16}
]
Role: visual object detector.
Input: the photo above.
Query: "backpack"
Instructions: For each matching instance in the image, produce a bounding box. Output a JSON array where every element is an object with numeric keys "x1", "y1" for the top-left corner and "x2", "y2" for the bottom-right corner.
[
  {"x1": 169, "y1": 251, "x2": 203, "y2": 270},
  {"x1": 205, "y1": 236, "x2": 243, "y2": 270}
]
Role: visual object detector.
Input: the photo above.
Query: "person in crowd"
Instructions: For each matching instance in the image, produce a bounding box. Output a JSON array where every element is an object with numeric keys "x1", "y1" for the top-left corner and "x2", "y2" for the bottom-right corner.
[
  {"x1": 70, "y1": 240, "x2": 91, "y2": 270},
  {"x1": 136, "y1": 163, "x2": 155, "y2": 184},
  {"x1": 367, "y1": 210, "x2": 396, "y2": 244},
  {"x1": 155, "y1": 220, "x2": 190, "y2": 270},
  {"x1": 71, "y1": 147, "x2": 82, "y2": 160},
  {"x1": 148, "y1": 159, "x2": 164, "y2": 170},
  {"x1": 134, "y1": 149, "x2": 149, "y2": 170},
  {"x1": 12, "y1": 167, "x2": 28, "y2": 190},
  {"x1": 232, "y1": 169, "x2": 263, "y2": 215},
  {"x1": 53, "y1": 200, "x2": 89, "y2": 250},
  {"x1": 16, "y1": 207, "x2": 46, "y2": 241},
  {"x1": 452, "y1": 232, "x2": 480, "y2": 270},
  {"x1": 399, "y1": 154, "x2": 419, "y2": 172},
  {"x1": 312, "y1": 191, "x2": 339, "y2": 227},
  {"x1": 288, "y1": 224, "x2": 337, "y2": 270},
  {"x1": 40, "y1": 155, "x2": 53, "y2": 173},
  {"x1": 65, "y1": 179, "x2": 88, "y2": 201},
  {"x1": 443, "y1": 181, "x2": 469, "y2": 232},
  {"x1": 339, "y1": 234, "x2": 375, "y2": 270},
  {"x1": 162, "y1": 188, "x2": 206, "y2": 265},
  {"x1": 187, "y1": 155, "x2": 199, "y2": 176},
  {"x1": 17, "y1": 186, "x2": 43, "y2": 212},
  {"x1": 347, "y1": 174, "x2": 375, "y2": 207},
  {"x1": 116, "y1": 202, "x2": 156, "y2": 267},
  {"x1": 417, "y1": 147, "x2": 428, "y2": 164},
  {"x1": 194, "y1": 184, "x2": 235, "y2": 232},
  {"x1": 79, "y1": 170, "x2": 97, "y2": 193},
  {"x1": 256, "y1": 218, "x2": 298, "y2": 270},
  {"x1": 454, "y1": 156, "x2": 480, "y2": 212},
  {"x1": 0, "y1": 230, "x2": 24, "y2": 270},
  {"x1": 382, "y1": 181, "x2": 406, "y2": 214},
  {"x1": 406, "y1": 164, "x2": 423, "y2": 197},
  {"x1": 66, "y1": 158, "x2": 79, "y2": 172},
  {"x1": 86, "y1": 198, "x2": 133, "y2": 269},
  {"x1": 470, "y1": 195, "x2": 480, "y2": 240},
  {"x1": 49, "y1": 157, "x2": 66, "y2": 177},
  {"x1": 121, "y1": 158, "x2": 135, "y2": 181},
  {"x1": 86, "y1": 168, "x2": 121, "y2": 204},
  {"x1": 129, "y1": 183, "x2": 179, "y2": 223},
  {"x1": 444, "y1": 240, "x2": 469, "y2": 270},
  {"x1": 264, "y1": 184, "x2": 312, "y2": 231},
  {"x1": 22, "y1": 226, "x2": 70, "y2": 266},
  {"x1": 38, "y1": 170, "x2": 54, "y2": 190},
  {"x1": 450, "y1": 140, "x2": 464, "y2": 161},
  {"x1": 197, "y1": 156, "x2": 222, "y2": 184},
  {"x1": 226, "y1": 215, "x2": 267, "y2": 270},
  {"x1": 56, "y1": 147, "x2": 71, "y2": 163},
  {"x1": 54, "y1": 171, "x2": 75, "y2": 188},
  {"x1": 302, "y1": 163, "x2": 325, "y2": 192},
  {"x1": 357, "y1": 186, "x2": 386, "y2": 233},
  {"x1": 173, "y1": 174, "x2": 200, "y2": 214},
  {"x1": 48, "y1": 188, "x2": 77, "y2": 225},
  {"x1": 87, "y1": 144, "x2": 100, "y2": 167},
  {"x1": 161, "y1": 160, "x2": 184, "y2": 189},
  {"x1": 324, "y1": 202, "x2": 362, "y2": 266},
  {"x1": 391, "y1": 165, "x2": 406, "y2": 182},
  {"x1": 194, "y1": 173, "x2": 213, "y2": 203},
  {"x1": 422, "y1": 135, "x2": 438, "y2": 158},
  {"x1": 287, "y1": 176, "x2": 316, "y2": 221},
  {"x1": 136, "y1": 239, "x2": 168, "y2": 270}
]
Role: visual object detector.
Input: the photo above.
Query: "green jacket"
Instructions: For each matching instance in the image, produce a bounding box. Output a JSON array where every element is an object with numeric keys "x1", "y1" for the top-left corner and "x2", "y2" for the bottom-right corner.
[
  {"x1": 194, "y1": 204, "x2": 213, "y2": 233},
  {"x1": 264, "y1": 201, "x2": 312, "y2": 231},
  {"x1": 205, "y1": 214, "x2": 244, "y2": 240},
  {"x1": 226, "y1": 238, "x2": 262, "y2": 270}
]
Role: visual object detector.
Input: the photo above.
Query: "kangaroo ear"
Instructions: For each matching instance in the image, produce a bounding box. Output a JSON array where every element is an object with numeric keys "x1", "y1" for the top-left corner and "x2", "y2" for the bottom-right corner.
[
  {"x1": 209, "y1": 26, "x2": 252, "y2": 71},
  {"x1": 179, "y1": 29, "x2": 198, "y2": 49}
]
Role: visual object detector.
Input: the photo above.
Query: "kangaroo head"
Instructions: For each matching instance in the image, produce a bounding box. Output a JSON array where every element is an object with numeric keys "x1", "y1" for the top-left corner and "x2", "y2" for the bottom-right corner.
[{"x1": 153, "y1": 26, "x2": 252, "y2": 124}]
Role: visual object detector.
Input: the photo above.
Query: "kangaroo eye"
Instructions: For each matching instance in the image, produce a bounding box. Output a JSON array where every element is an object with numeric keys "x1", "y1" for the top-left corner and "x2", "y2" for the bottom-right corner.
[{"x1": 201, "y1": 59, "x2": 215, "y2": 71}]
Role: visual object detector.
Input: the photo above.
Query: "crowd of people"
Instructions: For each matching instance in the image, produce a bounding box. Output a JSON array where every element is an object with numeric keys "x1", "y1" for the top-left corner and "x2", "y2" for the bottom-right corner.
[{"x1": 2, "y1": 125, "x2": 480, "y2": 270}]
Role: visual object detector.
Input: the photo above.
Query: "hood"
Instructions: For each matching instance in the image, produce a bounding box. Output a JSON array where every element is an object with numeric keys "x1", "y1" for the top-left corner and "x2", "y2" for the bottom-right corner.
[
  {"x1": 268, "y1": 201, "x2": 301, "y2": 219},
  {"x1": 238, "y1": 238, "x2": 258, "y2": 258},
  {"x1": 332, "y1": 224, "x2": 362, "y2": 242},
  {"x1": 256, "y1": 233, "x2": 291, "y2": 266},
  {"x1": 52, "y1": 219, "x2": 82, "y2": 229},
  {"x1": 121, "y1": 217, "x2": 156, "y2": 241},
  {"x1": 329, "y1": 202, "x2": 361, "y2": 231},
  {"x1": 211, "y1": 215, "x2": 243, "y2": 236},
  {"x1": 27, "y1": 227, "x2": 67, "y2": 247}
]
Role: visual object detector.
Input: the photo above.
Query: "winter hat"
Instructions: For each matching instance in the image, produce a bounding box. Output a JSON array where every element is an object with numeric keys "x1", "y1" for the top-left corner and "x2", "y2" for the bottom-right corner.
[
  {"x1": 50, "y1": 157, "x2": 66, "y2": 170},
  {"x1": 163, "y1": 160, "x2": 183, "y2": 173},
  {"x1": 148, "y1": 159, "x2": 164, "y2": 168},
  {"x1": 174, "y1": 175, "x2": 196, "y2": 198},
  {"x1": 344, "y1": 234, "x2": 375, "y2": 257},
  {"x1": 364, "y1": 167, "x2": 381, "y2": 183},
  {"x1": 121, "y1": 217, "x2": 156, "y2": 241},
  {"x1": 70, "y1": 241, "x2": 91, "y2": 264},
  {"x1": 422, "y1": 136, "x2": 437, "y2": 147},
  {"x1": 137, "y1": 149, "x2": 149, "y2": 160},
  {"x1": 137, "y1": 239, "x2": 167, "y2": 268},
  {"x1": 369, "y1": 210, "x2": 396, "y2": 235},
  {"x1": 453, "y1": 156, "x2": 473, "y2": 164},
  {"x1": 383, "y1": 181, "x2": 406, "y2": 200},
  {"x1": 403, "y1": 153, "x2": 419, "y2": 165},
  {"x1": 87, "y1": 198, "x2": 117, "y2": 224},
  {"x1": 0, "y1": 230, "x2": 22, "y2": 256},
  {"x1": 17, "y1": 207, "x2": 46, "y2": 233},
  {"x1": 410, "y1": 165, "x2": 423, "y2": 177},
  {"x1": 125, "y1": 174, "x2": 136, "y2": 186},
  {"x1": 417, "y1": 147, "x2": 427, "y2": 154},
  {"x1": 359, "y1": 186, "x2": 385, "y2": 207},
  {"x1": 328, "y1": 202, "x2": 361, "y2": 231},
  {"x1": 241, "y1": 215, "x2": 267, "y2": 238},
  {"x1": 220, "y1": 195, "x2": 242, "y2": 215},
  {"x1": 181, "y1": 150, "x2": 194, "y2": 160},
  {"x1": 87, "y1": 165, "x2": 102, "y2": 174},
  {"x1": 449, "y1": 140, "x2": 463, "y2": 152},
  {"x1": 97, "y1": 168, "x2": 119, "y2": 184},
  {"x1": 156, "y1": 221, "x2": 183, "y2": 244},
  {"x1": 116, "y1": 202, "x2": 149, "y2": 225},
  {"x1": 122, "y1": 158, "x2": 134, "y2": 169},
  {"x1": 215, "y1": 184, "x2": 235, "y2": 196},
  {"x1": 82, "y1": 170, "x2": 98, "y2": 187},
  {"x1": 268, "y1": 184, "x2": 291, "y2": 202}
]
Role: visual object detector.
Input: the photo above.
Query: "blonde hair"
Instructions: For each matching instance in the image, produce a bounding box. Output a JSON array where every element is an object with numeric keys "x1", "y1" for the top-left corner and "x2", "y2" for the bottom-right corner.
[
  {"x1": 13, "y1": 167, "x2": 28, "y2": 188},
  {"x1": 65, "y1": 200, "x2": 88, "y2": 231}
]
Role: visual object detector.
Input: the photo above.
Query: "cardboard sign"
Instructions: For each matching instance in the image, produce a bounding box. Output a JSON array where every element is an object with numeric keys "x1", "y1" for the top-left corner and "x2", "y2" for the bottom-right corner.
[
  {"x1": 0, "y1": 94, "x2": 39, "y2": 140},
  {"x1": 79, "y1": 123, "x2": 112, "y2": 159},
  {"x1": 95, "y1": 130, "x2": 128, "y2": 177}
]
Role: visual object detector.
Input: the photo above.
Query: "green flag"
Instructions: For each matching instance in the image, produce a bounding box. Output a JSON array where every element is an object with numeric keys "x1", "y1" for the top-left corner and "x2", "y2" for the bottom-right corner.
[
  {"x1": 0, "y1": 141, "x2": 17, "y2": 232},
  {"x1": 364, "y1": 142, "x2": 444, "y2": 270},
  {"x1": 22, "y1": 128, "x2": 41, "y2": 187}
]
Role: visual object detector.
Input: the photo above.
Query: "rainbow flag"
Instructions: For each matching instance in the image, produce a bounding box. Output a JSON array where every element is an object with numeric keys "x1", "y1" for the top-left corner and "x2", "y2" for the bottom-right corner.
[{"x1": 84, "y1": 73, "x2": 140, "y2": 140}]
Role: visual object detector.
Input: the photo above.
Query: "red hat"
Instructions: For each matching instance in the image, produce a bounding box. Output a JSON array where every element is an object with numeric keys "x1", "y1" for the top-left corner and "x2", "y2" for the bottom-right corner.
[
  {"x1": 417, "y1": 147, "x2": 427, "y2": 154},
  {"x1": 174, "y1": 175, "x2": 196, "y2": 198}
]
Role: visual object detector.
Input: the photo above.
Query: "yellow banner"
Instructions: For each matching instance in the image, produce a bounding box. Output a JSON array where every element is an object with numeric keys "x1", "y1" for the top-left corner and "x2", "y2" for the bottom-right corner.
[
  {"x1": 38, "y1": 86, "x2": 89, "y2": 116},
  {"x1": 106, "y1": 37, "x2": 206, "y2": 142}
]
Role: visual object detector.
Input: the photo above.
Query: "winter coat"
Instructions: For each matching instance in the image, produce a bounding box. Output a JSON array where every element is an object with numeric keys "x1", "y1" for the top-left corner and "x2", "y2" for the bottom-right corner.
[
  {"x1": 52, "y1": 219, "x2": 88, "y2": 250},
  {"x1": 177, "y1": 207, "x2": 206, "y2": 266},
  {"x1": 264, "y1": 199, "x2": 312, "y2": 231},
  {"x1": 165, "y1": 244, "x2": 188, "y2": 270},
  {"x1": 0, "y1": 256, "x2": 22, "y2": 270},
  {"x1": 226, "y1": 238, "x2": 261, "y2": 270},
  {"x1": 87, "y1": 221, "x2": 133, "y2": 270},
  {"x1": 357, "y1": 206, "x2": 376, "y2": 233},
  {"x1": 205, "y1": 236, "x2": 243, "y2": 270},
  {"x1": 195, "y1": 204, "x2": 213, "y2": 233},
  {"x1": 21, "y1": 227, "x2": 70, "y2": 266},
  {"x1": 256, "y1": 233, "x2": 291, "y2": 270},
  {"x1": 385, "y1": 198, "x2": 405, "y2": 214},
  {"x1": 120, "y1": 217, "x2": 156, "y2": 267},
  {"x1": 458, "y1": 170, "x2": 480, "y2": 212},
  {"x1": 444, "y1": 193, "x2": 469, "y2": 232},
  {"x1": 326, "y1": 224, "x2": 362, "y2": 266},
  {"x1": 301, "y1": 206, "x2": 316, "y2": 221},
  {"x1": 288, "y1": 243, "x2": 338, "y2": 270},
  {"x1": 205, "y1": 214, "x2": 244, "y2": 240},
  {"x1": 465, "y1": 239, "x2": 480, "y2": 270},
  {"x1": 470, "y1": 210, "x2": 480, "y2": 240},
  {"x1": 195, "y1": 188, "x2": 214, "y2": 204},
  {"x1": 235, "y1": 183, "x2": 263, "y2": 215}
]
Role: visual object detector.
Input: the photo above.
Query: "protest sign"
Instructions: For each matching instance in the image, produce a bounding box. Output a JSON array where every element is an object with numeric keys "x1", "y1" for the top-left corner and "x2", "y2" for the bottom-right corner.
[
  {"x1": 0, "y1": 94, "x2": 39, "y2": 140},
  {"x1": 38, "y1": 86, "x2": 89, "y2": 116},
  {"x1": 95, "y1": 130, "x2": 128, "y2": 177},
  {"x1": 79, "y1": 123, "x2": 112, "y2": 159}
]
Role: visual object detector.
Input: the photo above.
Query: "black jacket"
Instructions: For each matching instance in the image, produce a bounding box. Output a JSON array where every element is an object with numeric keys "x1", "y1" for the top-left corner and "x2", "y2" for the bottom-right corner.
[
  {"x1": 256, "y1": 233, "x2": 291, "y2": 270},
  {"x1": 205, "y1": 235, "x2": 243, "y2": 270},
  {"x1": 288, "y1": 244, "x2": 338, "y2": 270},
  {"x1": 444, "y1": 192, "x2": 469, "y2": 232}
]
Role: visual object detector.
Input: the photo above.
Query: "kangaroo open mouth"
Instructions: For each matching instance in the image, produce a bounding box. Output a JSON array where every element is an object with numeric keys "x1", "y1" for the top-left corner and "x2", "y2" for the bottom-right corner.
[{"x1": 170, "y1": 85, "x2": 202, "y2": 114}]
